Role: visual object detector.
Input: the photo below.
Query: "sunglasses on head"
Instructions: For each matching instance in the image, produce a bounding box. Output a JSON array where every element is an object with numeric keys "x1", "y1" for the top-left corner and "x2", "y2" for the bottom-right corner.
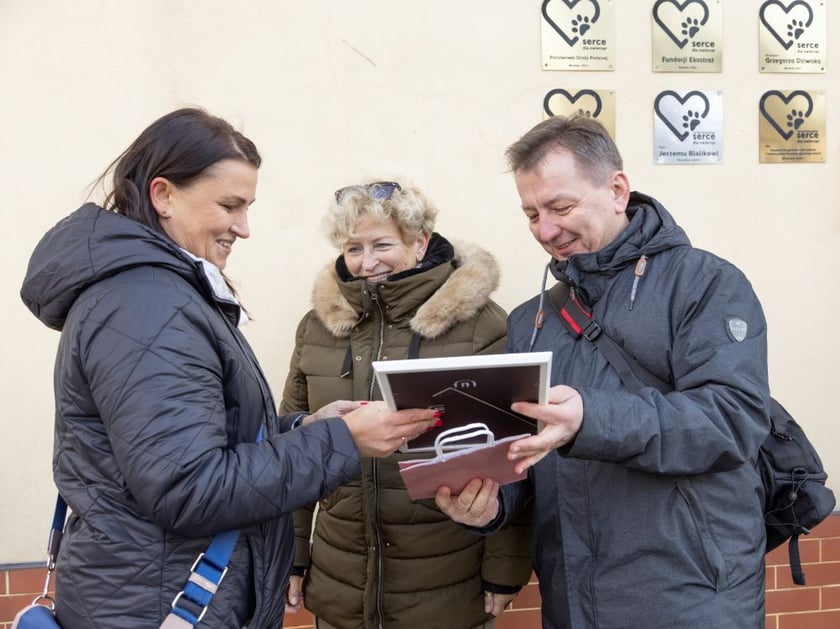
[{"x1": 334, "y1": 181, "x2": 402, "y2": 205}]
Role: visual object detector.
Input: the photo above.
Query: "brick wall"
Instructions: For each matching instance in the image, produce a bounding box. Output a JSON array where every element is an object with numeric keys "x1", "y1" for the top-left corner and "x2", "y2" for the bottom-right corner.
[
  {"x1": 2, "y1": 514, "x2": 838, "y2": 628},
  {"x1": 765, "y1": 514, "x2": 840, "y2": 629}
]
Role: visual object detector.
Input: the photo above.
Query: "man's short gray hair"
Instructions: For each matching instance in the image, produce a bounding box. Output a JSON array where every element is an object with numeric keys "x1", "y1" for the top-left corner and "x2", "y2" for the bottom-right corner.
[{"x1": 505, "y1": 115, "x2": 623, "y2": 185}]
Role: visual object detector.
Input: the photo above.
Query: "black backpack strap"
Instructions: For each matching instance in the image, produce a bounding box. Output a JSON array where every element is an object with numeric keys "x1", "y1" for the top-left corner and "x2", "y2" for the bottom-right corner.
[
  {"x1": 788, "y1": 535, "x2": 806, "y2": 585},
  {"x1": 546, "y1": 281, "x2": 826, "y2": 588},
  {"x1": 547, "y1": 281, "x2": 671, "y2": 395},
  {"x1": 408, "y1": 333, "x2": 422, "y2": 359},
  {"x1": 341, "y1": 346, "x2": 353, "y2": 378}
]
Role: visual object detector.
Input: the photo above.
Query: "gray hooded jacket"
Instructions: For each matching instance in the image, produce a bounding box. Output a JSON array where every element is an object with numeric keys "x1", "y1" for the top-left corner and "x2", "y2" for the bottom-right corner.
[
  {"x1": 499, "y1": 193, "x2": 771, "y2": 629},
  {"x1": 20, "y1": 204, "x2": 362, "y2": 628}
]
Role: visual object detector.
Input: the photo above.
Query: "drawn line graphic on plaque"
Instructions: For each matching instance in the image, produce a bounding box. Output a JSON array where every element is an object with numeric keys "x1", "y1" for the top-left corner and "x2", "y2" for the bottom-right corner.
[
  {"x1": 542, "y1": 0, "x2": 602, "y2": 47},
  {"x1": 759, "y1": 0, "x2": 813, "y2": 50},
  {"x1": 759, "y1": 90, "x2": 814, "y2": 140},
  {"x1": 432, "y1": 387, "x2": 536, "y2": 431},
  {"x1": 654, "y1": 91, "x2": 710, "y2": 142},
  {"x1": 653, "y1": 0, "x2": 710, "y2": 49},
  {"x1": 544, "y1": 89, "x2": 603, "y2": 118}
]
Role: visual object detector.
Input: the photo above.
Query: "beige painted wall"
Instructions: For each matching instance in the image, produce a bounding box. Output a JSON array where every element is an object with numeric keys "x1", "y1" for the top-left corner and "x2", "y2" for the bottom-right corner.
[{"x1": 1, "y1": 1, "x2": 837, "y2": 563}]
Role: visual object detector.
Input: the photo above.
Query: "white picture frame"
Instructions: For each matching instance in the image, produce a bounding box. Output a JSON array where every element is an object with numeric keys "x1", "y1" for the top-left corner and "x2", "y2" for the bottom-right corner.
[{"x1": 373, "y1": 351, "x2": 552, "y2": 452}]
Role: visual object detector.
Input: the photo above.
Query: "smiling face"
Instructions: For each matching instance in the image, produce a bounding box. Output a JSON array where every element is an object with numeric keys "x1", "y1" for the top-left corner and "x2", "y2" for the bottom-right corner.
[
  {"x1": 515, "y1": 148, "x2": 631, "y2": 261},
  {"x1": 150, "y1": 158, "x2": 258, "y2": 270},
  {"x1": 341, "y1": 214, "x2": 429, "y2": 282}
]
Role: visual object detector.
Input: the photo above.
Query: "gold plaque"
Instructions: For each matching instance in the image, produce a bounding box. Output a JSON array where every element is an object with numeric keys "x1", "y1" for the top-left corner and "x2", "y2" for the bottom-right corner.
[
  {"x1": 652, "y1": 0, "x2": 722, "y2": 73},
  {"x1": 543, "y1": 89, "x2": 616, "y2": 137},
  {"x1": 541, "y1": 0, "x2": 616, "y2": 71},
  {"x1": 759, "y1": 90, "x2": 825, "y2": 163},
  {"x1": 759, "y1": 0, "x2": 826, "y2": 73}
]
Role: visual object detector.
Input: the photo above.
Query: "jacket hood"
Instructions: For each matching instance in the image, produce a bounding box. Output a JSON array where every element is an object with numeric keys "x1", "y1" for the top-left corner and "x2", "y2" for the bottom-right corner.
[
  {"x1": 311, "y1": 236, "x2": 501, "y2": 339},
  {"x1": 550, "y1": 192, "x2": 691, "y2": 303},
  {"x1": 21, "y1": 203, "x2": 206, "y2": 330}
]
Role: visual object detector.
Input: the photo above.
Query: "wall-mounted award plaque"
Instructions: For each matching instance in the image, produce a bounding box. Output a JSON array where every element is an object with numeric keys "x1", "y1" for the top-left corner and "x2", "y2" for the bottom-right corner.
[
  {"x1": 759, "y1": 0, "x2": 826, "y2": 73},
  {"x1": 759, "y1": 89, "x2": 825, "y2": 163},
  {"x1": 542, "y1": 88, "x2": 616, "y2": 138},
  {"x1": 541, "y1": 0, "x2": 616, "y2": 71},
  {"x1": 652, "y1": 0, "x2": 723, "y2": 73},
  {"x1": 653, "y1": 90, "x2": 723, "y2": 164}
]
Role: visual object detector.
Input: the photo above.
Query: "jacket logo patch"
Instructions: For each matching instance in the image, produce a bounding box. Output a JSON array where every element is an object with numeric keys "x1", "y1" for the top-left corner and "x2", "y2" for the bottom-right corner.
[{"x1": 726, "y1": 317, "x2": 748, "y2": 342}]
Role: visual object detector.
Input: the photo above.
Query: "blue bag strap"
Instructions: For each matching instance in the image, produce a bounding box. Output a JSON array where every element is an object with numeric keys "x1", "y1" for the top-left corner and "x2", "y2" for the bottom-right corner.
[
  {"x1": 29, "y1": 494, "x2": 68, "y2": 611},
  {"x1": 162, "y1": 426, "x2": 265, "y2": 628},
  {"x1": 39, "y1": 488, "x2": 243, "y2": 624},
  {"x1": 48, "y1": 495, "x2": 68, "y2": 567},
  {"x1": 46, "y1": 429, "x2": 265, "y2": 628},
  {"x1": 162, "y1": 530, "x2": 241, "y2": 628}
]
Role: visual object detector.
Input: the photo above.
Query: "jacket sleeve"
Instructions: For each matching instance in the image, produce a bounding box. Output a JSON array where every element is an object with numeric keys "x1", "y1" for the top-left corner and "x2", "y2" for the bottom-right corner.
[
  {"x1": 279, "y1": 313, "x2": 318, "y2": 570},
  {"x1": 568, "y1": 260, "x2": 771, "y2": 475},
  {"x1": 77, "y1": 278, "x2": 361, "y2": 536},
  {"x1": 480, "y1": 501, "x2": 533, "y2": 591},
  {"x1": 473, "y1": 303, "x2": 533, "y2": 590}
]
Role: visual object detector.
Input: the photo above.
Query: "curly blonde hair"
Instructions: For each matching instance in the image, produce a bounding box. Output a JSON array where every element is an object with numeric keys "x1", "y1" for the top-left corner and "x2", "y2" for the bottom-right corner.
[{"x1": 324, "y1": 180, "x2": 438, "y2": 248}]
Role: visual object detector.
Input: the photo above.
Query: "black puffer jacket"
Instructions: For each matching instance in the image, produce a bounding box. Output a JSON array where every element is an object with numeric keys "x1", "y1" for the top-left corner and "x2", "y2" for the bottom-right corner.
[{"x1": 20, "y1": 204, "x2": 363, "y2": 628}]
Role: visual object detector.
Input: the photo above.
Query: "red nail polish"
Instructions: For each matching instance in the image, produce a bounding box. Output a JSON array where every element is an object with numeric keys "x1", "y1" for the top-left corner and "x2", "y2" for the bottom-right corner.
[
  {"x1": 359, "y1": 401, "x2": 368, "y2": 405},
  {"x1": 433, "y1": 410, "x2": 442, "y2": 418},
  {"x1": 434, "y1": 419, "x2": 443, "y2": 427}
]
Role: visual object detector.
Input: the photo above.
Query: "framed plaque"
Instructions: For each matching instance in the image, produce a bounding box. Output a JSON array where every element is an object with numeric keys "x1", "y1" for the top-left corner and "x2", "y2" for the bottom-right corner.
[
  {"x1": 652, "y1": 0, "x2": 723, "y2": 72},
  {"x1": 543, "y1": 88, "x2": 616, "y2": 137},
  {"x1": 653, "y1": 90, "x2": 723, "y2": 164},
  {"x1": 541, "y1": 0, "x2": 616, "y2": 71},
  {"x1": 759, "y1": 90, "x2": 825, "y2": 163},
  {"x1": 374, "y1": 352, "x2": 552, "y2": 453},
  {"x1": 759, "y1": 0, "x2": 826, "y2": 73}
]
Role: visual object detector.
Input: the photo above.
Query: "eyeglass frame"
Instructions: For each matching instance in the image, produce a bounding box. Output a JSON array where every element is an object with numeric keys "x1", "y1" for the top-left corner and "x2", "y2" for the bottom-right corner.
[{"x1": 334, "y1": 181, "x2": 402, "y2": 205}]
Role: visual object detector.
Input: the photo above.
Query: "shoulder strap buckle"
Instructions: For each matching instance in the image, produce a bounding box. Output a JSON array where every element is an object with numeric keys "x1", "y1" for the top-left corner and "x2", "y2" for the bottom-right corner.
[{"x1": 581, "y1": 320, "x2": 602, "y2": 341}]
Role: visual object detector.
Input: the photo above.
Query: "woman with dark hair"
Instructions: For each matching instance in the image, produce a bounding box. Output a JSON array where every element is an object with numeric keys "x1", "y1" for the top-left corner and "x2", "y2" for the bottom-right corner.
[{"x1": 20, "y1": 108, "x2": 437, "y2": 629}]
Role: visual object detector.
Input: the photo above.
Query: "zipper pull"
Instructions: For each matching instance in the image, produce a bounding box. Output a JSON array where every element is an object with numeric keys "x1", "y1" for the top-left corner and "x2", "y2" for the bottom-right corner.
[{"x1": 629, "y1": 255, "x2": 647, "y2": 311}]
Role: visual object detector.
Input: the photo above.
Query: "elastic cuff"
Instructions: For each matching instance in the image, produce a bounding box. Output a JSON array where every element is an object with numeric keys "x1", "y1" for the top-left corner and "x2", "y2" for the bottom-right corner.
[
  {"x1": 481, "y1": 581, "x2": 522, "y2": 595},
  {"x1": 290, "y1": 413, "x2": 309, "y2": 430}
]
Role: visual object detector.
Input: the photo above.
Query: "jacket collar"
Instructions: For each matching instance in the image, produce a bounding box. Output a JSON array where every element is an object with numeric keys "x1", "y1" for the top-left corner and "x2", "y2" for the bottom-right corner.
[
  {"x1": 549, "y1": 192, "x2": 690, "y2": 304},
  {"x1": 311, "y1": 237, "x2": 500, "y2": 339}
]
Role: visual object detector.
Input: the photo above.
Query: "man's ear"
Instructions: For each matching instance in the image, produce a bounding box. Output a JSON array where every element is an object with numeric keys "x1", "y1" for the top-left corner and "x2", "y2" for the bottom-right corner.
[
  {"x1": 610, "y1": 171, "x2": 631, "y2": 213},
  {"x1": 149, "y1": 177, "x2": 174, "y2": 218}
]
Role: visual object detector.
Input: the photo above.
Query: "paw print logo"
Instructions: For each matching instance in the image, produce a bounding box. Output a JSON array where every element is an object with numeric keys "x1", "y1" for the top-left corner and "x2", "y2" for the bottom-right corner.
[
  {"x1": 576, "y1": 108, "x2": 593, "y2": 118},
  {"x1": 681, "y1": 18, "x2": 700, "y2": 39},
  {"x1": 682, "y1": 110, "x2": 702, "y2": 131},
  {"x1": 787, "y1": 19, "x2": 806, "y2": 40},
  {"x1": 571, "y1": 14, "x2": 591, "y2": 37},
  {"x1": 786, "y1": 109, "x2": 806, "y2": 130}
]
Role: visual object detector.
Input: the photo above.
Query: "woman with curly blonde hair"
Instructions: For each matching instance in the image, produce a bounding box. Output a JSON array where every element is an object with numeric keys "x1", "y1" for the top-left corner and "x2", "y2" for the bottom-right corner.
[{"x1": 281, "y1": 179, "x2": 532, "y2": 629}]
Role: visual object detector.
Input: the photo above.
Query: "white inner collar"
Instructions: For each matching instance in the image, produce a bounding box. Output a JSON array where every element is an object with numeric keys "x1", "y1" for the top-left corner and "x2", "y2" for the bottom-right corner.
[{"x1": 181, "y1": 249, "x2": 249, "y2": 327}]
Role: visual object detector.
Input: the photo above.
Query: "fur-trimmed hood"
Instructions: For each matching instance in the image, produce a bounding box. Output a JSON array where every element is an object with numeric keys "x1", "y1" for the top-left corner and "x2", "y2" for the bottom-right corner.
[{"x1": 311, "y1": 238, "x2": 500, "y2": 340}]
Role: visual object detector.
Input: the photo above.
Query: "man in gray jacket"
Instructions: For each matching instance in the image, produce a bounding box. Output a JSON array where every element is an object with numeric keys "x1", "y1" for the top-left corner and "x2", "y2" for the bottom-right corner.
[{"x1": 436, "y1": 115, "x2": 771, "y2": 628}]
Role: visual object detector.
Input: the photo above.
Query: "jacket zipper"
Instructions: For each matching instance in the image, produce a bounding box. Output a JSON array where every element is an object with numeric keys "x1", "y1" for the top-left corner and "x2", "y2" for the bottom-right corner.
[{"x1": 370, "y1": 289, "x2": 386, "y2": 628}]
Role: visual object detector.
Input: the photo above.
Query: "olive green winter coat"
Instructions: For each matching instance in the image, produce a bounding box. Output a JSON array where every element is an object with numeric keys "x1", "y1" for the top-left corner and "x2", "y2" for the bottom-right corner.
[{"x1": 280, "y1": 236, "x2": 532, "y2": 629}]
